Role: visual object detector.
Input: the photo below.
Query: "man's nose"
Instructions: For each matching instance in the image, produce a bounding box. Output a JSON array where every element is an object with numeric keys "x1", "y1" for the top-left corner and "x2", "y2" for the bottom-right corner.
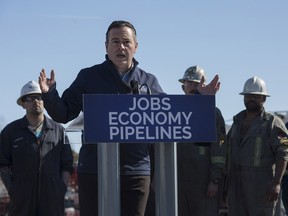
[{"x1": 119, "y1": 43, "x2": 125, "y2": 49}]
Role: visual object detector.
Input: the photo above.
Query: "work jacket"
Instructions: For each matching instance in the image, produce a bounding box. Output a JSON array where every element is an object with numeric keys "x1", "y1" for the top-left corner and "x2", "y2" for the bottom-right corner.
[
  {"x1": 227, "y1": 108, "x2": 288, "y2": 216},
  {"x1": 0, "y1": 116, "x2": 73, "y2": 216},
  {"x1": 42, "y1": 55, "x2": 164, "y2": 174},
  {"x1": 177, "y1": 107, "x2": 227, "y2": 181},
  {"x1": 228, "y1": 109, "x2": 288, "y2": 169}
]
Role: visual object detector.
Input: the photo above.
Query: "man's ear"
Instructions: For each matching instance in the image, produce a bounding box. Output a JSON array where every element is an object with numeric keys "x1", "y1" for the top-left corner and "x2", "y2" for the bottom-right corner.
[
  {"x1": 134, "y1": 42, "x2": 138, "y2": 53},
  {"x1": 181, "y1": 85, "x2": 185, "y2": 93},
  {"x1": 105, "y1": 41, "x2": 108, "y2": 53}
]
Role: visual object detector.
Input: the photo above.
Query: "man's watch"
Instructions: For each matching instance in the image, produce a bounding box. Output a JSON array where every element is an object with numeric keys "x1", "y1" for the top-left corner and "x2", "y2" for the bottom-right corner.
[{"x1": 212, "y1": 178, "x2": 220, "y2": 185}]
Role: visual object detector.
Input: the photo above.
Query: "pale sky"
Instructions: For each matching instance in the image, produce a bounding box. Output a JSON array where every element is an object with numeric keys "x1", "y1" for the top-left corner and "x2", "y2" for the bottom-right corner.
[{"x1": 1, "y1": 0, "x2": 288, "y2": 151}]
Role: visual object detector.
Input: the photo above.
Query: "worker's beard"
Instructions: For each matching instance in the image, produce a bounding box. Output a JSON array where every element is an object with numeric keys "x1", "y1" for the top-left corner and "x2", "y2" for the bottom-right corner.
[{"x1": 244, "y1": 100, "x2": 263, "y2": 113}]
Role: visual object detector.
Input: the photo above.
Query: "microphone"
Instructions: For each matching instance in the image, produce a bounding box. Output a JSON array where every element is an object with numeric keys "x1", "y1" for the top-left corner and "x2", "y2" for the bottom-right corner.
[
  {"x1": 130, "y1": 80, "x2": 152, "y2": 95},
  {"x1": 130, "y1": 80, "x2": 139, "y2": 94}
]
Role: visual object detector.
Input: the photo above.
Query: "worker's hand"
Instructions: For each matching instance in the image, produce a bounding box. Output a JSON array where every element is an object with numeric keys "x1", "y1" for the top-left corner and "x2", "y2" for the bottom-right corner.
[
  {"x1": 197, "y1": 75, "x2": 220, "y2": 95},
  {"x1": 206, "y1": 181, "x2": 218, "y2": 198},
  {"x1": 38, "y1": 68, "x2": 56, "y2": 93},
  {"x1": 266, "y1": 183, "x2": 281, "y2": 203}
]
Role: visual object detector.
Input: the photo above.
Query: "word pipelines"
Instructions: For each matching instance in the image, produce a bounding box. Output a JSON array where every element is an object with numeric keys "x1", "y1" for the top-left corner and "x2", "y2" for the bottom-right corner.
[
  {"x1": 109, "y1": 125, "x2": 192, "y2": 140},
  {"x1": 108, "y1": 97, "x2": 193, "y2": 140}
]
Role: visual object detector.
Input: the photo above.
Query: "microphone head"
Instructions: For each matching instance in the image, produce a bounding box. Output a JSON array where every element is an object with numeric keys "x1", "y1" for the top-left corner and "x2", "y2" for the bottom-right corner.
[{"x1": 130, "y1": 80, "x2": 139, "y2": 94}]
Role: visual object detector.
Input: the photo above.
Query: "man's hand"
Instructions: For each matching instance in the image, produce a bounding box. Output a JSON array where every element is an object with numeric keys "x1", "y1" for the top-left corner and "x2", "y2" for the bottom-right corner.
[
  {"x1": 197, "y1": 75, "x2": 220, "y2": 95},
  {"x1": 266, "y1": 183, "x2": 281, "y2": 203},
  {"x1": 206, "y1": 181, "x2": 219, "y2": 198},
  {"x1": 38, "y1": 68, "x2": 56, "y2": 93}
]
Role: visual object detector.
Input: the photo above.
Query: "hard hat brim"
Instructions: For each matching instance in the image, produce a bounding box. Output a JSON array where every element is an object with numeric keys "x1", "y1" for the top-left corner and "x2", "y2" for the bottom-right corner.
[
  {"x1": 178, "y1": 78, "x2": 201, "y2": 83},
  {"x1": 17, "y1": 97, "x2": 24, "y2": 106},
  {"x1": 17, "y1": 92, "x2": 42, "y2": 106},
  {"x1": 239, "y1": 92, "x2": 270, "y2": 97}
]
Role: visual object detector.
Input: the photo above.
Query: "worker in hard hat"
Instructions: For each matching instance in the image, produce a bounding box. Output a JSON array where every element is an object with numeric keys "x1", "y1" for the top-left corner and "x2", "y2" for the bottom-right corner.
[
  {"x1": 227, "y1": 76, "x2": 288, "y2": 216},
  {"x1": 0, "y1": 81, "x2": 74, "y2": 216},
  {"x1": 177, "y1": 65, "x2": 227, "y2": 216}
]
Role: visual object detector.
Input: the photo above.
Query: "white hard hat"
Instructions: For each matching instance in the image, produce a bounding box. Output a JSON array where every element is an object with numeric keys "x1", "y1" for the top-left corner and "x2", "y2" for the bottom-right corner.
[
  {"x1": 17, "y1": 80, "x2": 42, "y2": 106},
  {"x1": 179, "y1": 65, "x2": 206, "y2": 83},
  {"x1": 239, "y1": 76, "x2": 270, "y2": 97}
]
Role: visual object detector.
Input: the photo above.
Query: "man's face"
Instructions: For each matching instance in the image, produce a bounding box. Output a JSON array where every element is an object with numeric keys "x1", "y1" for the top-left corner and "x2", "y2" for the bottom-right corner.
[
  {"x1": 22, "y1": 94, "x2": 44, "y2": 115},
  {"x1": 244, "y1": 94, "x2": 265, "y2": 112},
  {"x1": 182, "y1": 80, "x2": 199, "y2": 95},
  {"x1": 105, "y1": 26, "x2": 138, "y2": 72}
]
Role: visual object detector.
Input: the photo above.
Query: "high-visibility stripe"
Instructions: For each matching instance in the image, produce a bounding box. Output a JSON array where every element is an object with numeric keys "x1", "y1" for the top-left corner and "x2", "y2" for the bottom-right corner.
[
  {"x1": 198, "y1": 146, "x2": 207, "y2": 155},
  {"x1": 253, "y1": 137, "x2": 262, "y2": 167},
  {"x1": 211, "y1": 156, "x2": 226, "y2": 164}
]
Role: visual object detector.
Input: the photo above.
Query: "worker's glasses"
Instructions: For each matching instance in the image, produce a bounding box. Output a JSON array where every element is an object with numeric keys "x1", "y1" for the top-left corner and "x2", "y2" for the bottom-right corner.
[
  {"x1": 244, "y1": 94, "x2": 264, "y2": 100},
  {"x1": 24, "y1": 95, "x2": 43, "y2": 102}
]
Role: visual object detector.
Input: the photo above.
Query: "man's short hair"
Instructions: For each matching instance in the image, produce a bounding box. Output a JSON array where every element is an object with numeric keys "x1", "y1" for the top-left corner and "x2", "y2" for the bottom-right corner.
[{"x1": 105, "y1": 20, "x2": 137, "y2": 41}]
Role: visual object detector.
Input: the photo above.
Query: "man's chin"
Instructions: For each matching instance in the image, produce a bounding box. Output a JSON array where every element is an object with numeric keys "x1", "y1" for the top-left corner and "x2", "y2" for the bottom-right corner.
[
  {"x1": 115, "y1": 60, "x2": 128, "y2": 67},
  {"x1": 246, "y1": 106, "x2": 262, "y2": 112}
]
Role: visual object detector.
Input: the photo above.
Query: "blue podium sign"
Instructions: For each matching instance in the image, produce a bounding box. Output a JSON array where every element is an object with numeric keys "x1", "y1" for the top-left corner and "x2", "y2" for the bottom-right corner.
[{"x1": 83, "y1": 94, "x2": 216, "y2": 143}]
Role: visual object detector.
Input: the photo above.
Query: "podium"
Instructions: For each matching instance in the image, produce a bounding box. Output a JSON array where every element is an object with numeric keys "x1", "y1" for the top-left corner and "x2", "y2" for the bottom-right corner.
[
  {"x1": 69, "y1": 94, "x2": 216, "y2": 216},
  {"x1": 96, "y1": 141, "x2": 179, "y2": 216}
]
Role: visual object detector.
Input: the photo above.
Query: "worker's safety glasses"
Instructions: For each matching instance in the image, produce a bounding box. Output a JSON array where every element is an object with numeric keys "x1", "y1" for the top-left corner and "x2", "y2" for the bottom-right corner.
[{"x1": 24, "y1": 95, "x2": 43, "y2": 102}]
